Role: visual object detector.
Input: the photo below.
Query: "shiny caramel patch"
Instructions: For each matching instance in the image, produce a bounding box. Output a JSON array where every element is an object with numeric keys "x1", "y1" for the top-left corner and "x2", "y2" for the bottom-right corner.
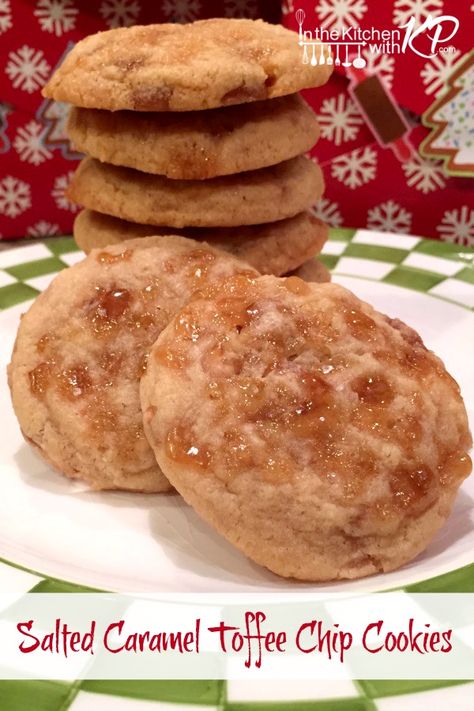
[
  {"x1": 158, "y1": 277, "x2": 471, "y2": 511},
  {"x1": 96, "y1": 249, "x2": 132, "y2": 264}
]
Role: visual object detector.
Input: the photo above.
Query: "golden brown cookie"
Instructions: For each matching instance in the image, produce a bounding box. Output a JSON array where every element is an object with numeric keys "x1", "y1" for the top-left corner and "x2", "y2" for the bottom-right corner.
[
  {"x1": 74, "y1": 209, "x2": 328, "y2": 276},
  {"x1": 67, "y1": 95, "x2": 320, "y2": 179},
  {"x1": 141, "y1": 275, "x2": 472, "y2": 580},
  {"x1": 287, "y1": 258, "x2": 331, "y2": 282},
  {"x1": 68, "y1": 156, "x2": 324, "y2": 228},
  {"x1": 43, "y1": 19, "x2": 332, "y2": 111},
  {"x1": 8, "y1": 237, "x2": 257, "y2": 493}
]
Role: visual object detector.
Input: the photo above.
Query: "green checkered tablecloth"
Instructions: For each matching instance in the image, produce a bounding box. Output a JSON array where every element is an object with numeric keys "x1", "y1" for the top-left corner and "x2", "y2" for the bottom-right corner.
[{"x1": 0, "y1": 228, "x2": 472, "y2": 710}]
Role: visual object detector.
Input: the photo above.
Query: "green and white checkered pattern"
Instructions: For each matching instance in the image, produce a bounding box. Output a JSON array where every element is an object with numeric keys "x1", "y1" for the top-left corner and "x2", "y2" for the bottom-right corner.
[
  {"x1": 319, "y1": 228, "x2": 474, "y2": 310},
  {"x1": 0, "y1": 555, "x2": 473, "y2": 710},
  {"x1": 0, "y1": 230, "x2": 472, "y2": 709},
  {"x1": 0, "y1": 238, "x2": 82, "y2": 310},
  {"x1": 0, "y1": 229, "x2": 473, "y2": 312}
]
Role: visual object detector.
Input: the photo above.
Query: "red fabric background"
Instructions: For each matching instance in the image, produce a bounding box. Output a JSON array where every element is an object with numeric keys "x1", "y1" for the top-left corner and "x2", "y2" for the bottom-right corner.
[
  {"x1": 284, "y1": 0, "x2": 473, "y2": 244},
  {"x1": 0, "y1": 0, "x2": 472, "y2": 244},
  {"x1": 0, "y1": 1, "x2": 279, "y2": 239}
]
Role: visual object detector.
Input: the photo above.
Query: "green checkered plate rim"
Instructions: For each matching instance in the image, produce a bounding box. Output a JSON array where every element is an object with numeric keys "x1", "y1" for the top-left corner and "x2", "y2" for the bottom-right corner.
[{"x1": 0, "y1": 229, "x2": 472, "y2": 710}]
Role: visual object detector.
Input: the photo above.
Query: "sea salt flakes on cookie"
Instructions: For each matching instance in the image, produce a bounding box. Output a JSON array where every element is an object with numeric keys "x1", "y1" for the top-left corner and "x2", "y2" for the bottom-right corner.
[{"x1": 141, "y1": 275, "x2": 472, "y2": 580}]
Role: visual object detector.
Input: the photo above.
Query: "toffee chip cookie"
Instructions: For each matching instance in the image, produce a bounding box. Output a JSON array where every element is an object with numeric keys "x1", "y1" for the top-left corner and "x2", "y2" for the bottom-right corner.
[
  {"x1": 8, "y1": 237, "x2": 257, "y2": 493},
  {"x1": 74, "y1": 209, "x2": 328, "y2": 276},
  {"x1": 141, "y1": 275, "x2": 472, "y2": 580},
  {"x1": 43, "y1": 19, "x2": 332, "y2": 112},
  {"x1": 68, "y1": 156, "x2": 324, "y2": 228},
  {"x1": 67, "y1": 95, "x2": 320, "y2": 179}
]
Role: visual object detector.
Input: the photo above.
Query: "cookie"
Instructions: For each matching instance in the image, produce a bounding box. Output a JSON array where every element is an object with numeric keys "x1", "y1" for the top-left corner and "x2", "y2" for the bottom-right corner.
[
  {"x1": 43, "y1": 19, "x2": 332, "y2": 112},
  {"x1": 67, "y1": 95, "x2": 320, "y2": 179},
  {"x1": 287, "y1": 258, "x2": 331, "y2": 283},
  {"x1": 141, "y1": 275, "x2": 472, "y2": 580},
  {"x1": 68, "y1": 156, "x2": 324, "y2": 228},
  {"x1": 74, "y1": 209, "x2": 328, "y2": 276},
  {"x1": 8, "y1": 237, "x2": 257, "y2": 493}
]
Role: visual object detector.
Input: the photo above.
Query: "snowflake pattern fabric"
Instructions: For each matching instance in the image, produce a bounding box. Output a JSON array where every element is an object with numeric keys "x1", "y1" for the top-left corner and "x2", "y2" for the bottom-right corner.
[
  {"x1": 331, "y1": 146, "x2": 377, "y2": 189},
  {"x1": 421, "y1": 50, "x2": 462, "y2": 97},
  {"x1": 318, "y1": 93, "x2": 364, "y2": 146},
  {"x1": 402, "y1": 155, "x2": 446, "y2": 193},
  {"x1": 0, "y1": 0, "x2": 12, "y2": 34},
  {"x1": 27, "y1": 220, "x2": 59, "y2": 236},
  {"x1": 224, "y1": 0, "x2": 258, "y2": 18},
  {"x1": 316, "y1": 0, "x2": 368, "y2": 32},
  {"x1": 392, "y1": 0, "x2": 443, "y2": 27},
  {"x1": 284, "y1": 0, "x2": 472, "y2": 243},
  {"x1": 100, "y1": 0, "x2": 141, "y2": 28},
  {"x1": 0, "y1": 0, "x2": 472, "y2": 243},
  {"x1": 0, "y1": 0, "x2": 275, "y2": 239},
  {"x1": 367, "y1": 200, "x2": 413, "y2": 233},
  {"x1": 161, "y1": 0, "x2": 202, "y2": 22},
  {"x1": 6, "y1": 45, "x2": 51, "y2": 93},
  {"x1": 361, "y1": 50, "x2": 395, "y2": 90},
  {"x1": 437, "y1": 206, "x2": 474, "y2": 246},
  {"x1": 13, "y1": 120, "x2": 52, "y2": 165},
  {"x1": 0, "y1": 176, "x2": 31, "y2": 218},
  {"x1": 34, "y1": 0, "x2": 78, "y2": 37},
  {"x1": 312, "y1": 198, "x2": 344, "y2": 227}
]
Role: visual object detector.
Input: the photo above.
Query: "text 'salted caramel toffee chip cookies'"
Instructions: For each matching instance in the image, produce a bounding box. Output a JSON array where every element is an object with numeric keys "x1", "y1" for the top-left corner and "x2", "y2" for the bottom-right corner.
[
  {"x1": 8, "y1": 237, "x2": 257, "y2": 493},
  {"x1": 42, "y1": 19, "x2": 332, "y2": 112},
  {"x1": 74, "y1": 210, "x2": 328, "y2": 277},
  {"x1": 67, "y1": 95, "x2": 320, "y2": 180},
  {"x1": 68, "y1": 156, "x2": 324, "y2": 228},
  {"x1": 141, "y1": 275, "x2": 472, "y2": 581}
]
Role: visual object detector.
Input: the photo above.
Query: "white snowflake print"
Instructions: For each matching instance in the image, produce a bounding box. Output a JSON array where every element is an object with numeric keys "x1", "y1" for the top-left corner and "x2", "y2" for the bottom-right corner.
[
  {"x1": 161, "y1": 0, "x2": 201, "y2": 23},
  {"x1": 316, "y1": 0, "x2": 368, "y2": 32},
  {"x1": 27, "y1": 221, "x2": 60, "y2": 237},
  {"x1": 393, "y1": 0, "x2": 443, "y2": 27},
  {"x1": 13, "y1": 120, "x2": 53, "y2": 166},
  {"x1": 34, "y1": 0, "x2": 78, "y2": 37},
  {"x1": 312, "y1": 197, "x2": 344, "y2": 227},
  {"x1": 421, "y1": 50, "x2": 462, "y2": 97},
  {"x1": 100, "y1": 0, "x2": 140, "y2": 28},
  {"x1": 5, "y1": 46, "x2": 51, "y2": 94},
  {"x1": 317, "y1": 93, "x2": 363, "y2": 146},
  {"x1": 40, "y1": 100, "x2": 70, "y2": 142},
  {"x1": 281, "y1": 0, "x2": 294, "y2": 14},
  {"x1": 362, "y1": 50, "x2": 395, "y2": 90},
  {"x1": 0, "y1": 0, "x2": 12, "y2": 35},
  {"x1": 52, "y1": 172, "x2": 78, "y2": 212},
  {"x1": 402, "y1": 155, "x2": 446, "y2": 194},
  {"x1": 224, "y1": 0, "x2": 257, "y2": 18},
  {"x1": 367, "y1": 200, "x2": 413, "y2": 233},
  {"x1": 0, "y1": 176, "x2": 31, "y2": 218},
  {"x1": 437, "y1": 206, "x2": 474, "y2": 247},
  {"x1": 331, "y1": 146, "x2": 377, "y2": 190}
]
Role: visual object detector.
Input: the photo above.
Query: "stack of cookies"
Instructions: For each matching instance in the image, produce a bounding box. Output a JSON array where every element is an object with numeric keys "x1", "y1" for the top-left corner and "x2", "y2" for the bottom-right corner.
[{"x1": 42, "y1": 19, "x2": 333, "y2": 280}]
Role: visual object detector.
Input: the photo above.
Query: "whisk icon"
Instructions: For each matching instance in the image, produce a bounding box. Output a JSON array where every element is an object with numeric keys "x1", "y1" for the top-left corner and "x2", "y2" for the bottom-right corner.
[{"x1": 296, "y1": 8, "x2": 305, "y2": 44}]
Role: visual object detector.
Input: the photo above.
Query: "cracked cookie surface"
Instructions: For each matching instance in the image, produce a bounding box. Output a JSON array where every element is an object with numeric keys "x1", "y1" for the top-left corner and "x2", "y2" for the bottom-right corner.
[
  {"x1": 67, "y1": 95, "x2": 320, "y2": 179},
  {"x1": 141, "y1": 275, "x2": 472, "y2": 580},
  {"x1": 68, "y1": 156, "x2": 324, "y2": 228},
  {"x1": 43, "y1": 19, "x2": 332, "y2": 111},
  {"x1": 8, "y1": 237, "x2": 257, "y2": 493}
]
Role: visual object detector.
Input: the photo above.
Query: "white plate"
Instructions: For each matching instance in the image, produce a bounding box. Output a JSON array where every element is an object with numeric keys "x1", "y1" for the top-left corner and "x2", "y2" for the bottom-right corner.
[{"x1": 1, "y1": 274, "x2": 472, "y2": 593}]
